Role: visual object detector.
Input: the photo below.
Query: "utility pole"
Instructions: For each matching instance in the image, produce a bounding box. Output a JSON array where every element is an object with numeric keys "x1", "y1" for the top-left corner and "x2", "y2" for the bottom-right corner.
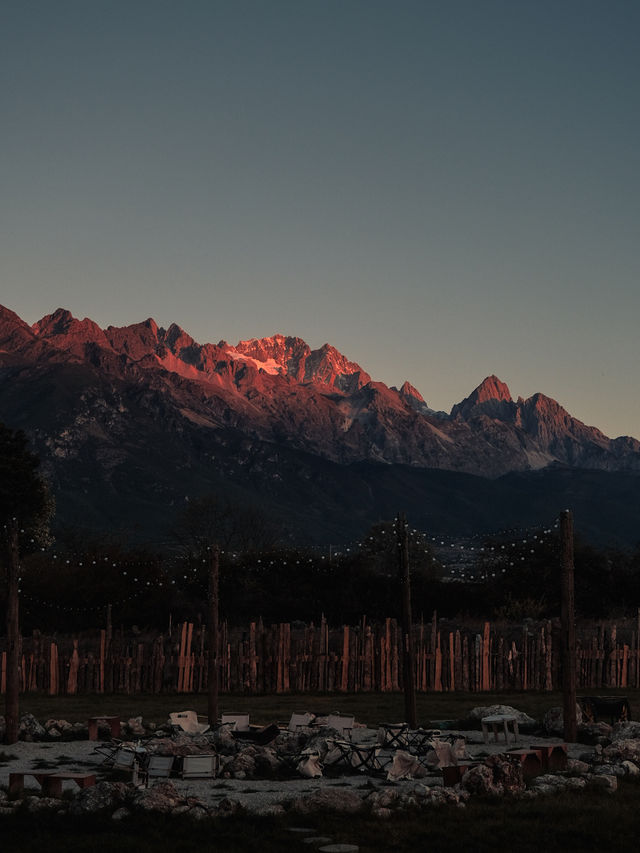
[
  {"x1": 5, "y1": 519, "x2": 20, "y2": 744},
  {"x1": 396, "y1": 513, "x2": 417, "y2": 729},
  {"x1": 207, "y1": 545, "x2": 220, "y2": 728},
  {"x1": 560, "y1": 509, "x2": 577, "y2": 742}
]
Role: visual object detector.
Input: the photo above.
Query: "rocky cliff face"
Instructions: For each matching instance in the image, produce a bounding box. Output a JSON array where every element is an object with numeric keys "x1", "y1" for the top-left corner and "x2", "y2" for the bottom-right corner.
[
  {"x1": 1, "y1": 304, "x2": 639, "y2": 478},
  {"x1": 0, "y1": 304, "x2": 639, "y2": 543}
]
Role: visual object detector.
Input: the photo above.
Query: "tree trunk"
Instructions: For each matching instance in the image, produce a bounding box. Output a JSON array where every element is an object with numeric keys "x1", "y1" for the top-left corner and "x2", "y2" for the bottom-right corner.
[{"x1": 5, "y1": 519, "x2": 20, "y2": 744}]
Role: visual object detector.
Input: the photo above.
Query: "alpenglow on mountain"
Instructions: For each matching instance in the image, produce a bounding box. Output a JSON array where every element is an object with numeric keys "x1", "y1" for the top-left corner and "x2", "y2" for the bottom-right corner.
[{"x1": 1, "y1": 304, "x2": 639, "y2": 544}]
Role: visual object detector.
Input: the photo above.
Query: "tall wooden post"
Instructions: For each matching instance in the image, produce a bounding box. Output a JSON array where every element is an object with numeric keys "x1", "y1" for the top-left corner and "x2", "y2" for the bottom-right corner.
[
  {"x1": 396, "y1": 513, "x2": 417, "y2": 728},
  {"x1": 207, "y1": 545, "x2": 220, "y2": 727},
  {"x1": 560, "y1": 509, "x2": 577, "y2": 742},
  {"x1": 5, "y1": 519, "x2": 20, "y2": 744}
]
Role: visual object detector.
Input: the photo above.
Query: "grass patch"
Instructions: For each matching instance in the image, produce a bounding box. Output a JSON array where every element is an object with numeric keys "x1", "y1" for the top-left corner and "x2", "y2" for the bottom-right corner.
[
  {"x1": 13, "y1": 688, "x2": 639, "y2": 729},
  {"x1": 2, "y1": 781, "x2": 640, "y2": 852}
]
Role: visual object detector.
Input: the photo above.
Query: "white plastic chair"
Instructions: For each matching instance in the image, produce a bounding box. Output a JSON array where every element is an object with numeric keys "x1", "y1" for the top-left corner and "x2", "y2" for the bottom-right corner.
[{"x1": 168, "y1": 710, "x2": 210, "y2": 735}]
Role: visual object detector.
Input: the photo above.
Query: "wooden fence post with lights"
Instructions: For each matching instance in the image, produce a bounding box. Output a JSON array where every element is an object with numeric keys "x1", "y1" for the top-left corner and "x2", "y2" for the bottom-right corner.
[
  {"x1": 4, "y1": 520, "x2": 21, "y2": 743},
  {"x1": 207, "y1": 545, "x2": 219, "y2": 727},
  {"x1": 560, "y1": 509, "x2": 577, "y2": 742}
]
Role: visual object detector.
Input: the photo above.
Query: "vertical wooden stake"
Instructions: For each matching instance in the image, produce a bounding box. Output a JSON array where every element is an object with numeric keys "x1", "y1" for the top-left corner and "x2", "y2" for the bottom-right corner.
[
  {"x1": 396, "y1": 513, "x2": 417, "y2": 728},
  {"x1": 207, "y1": 545, "x2": 219, "y2": 727},
  {"x1": 4, "y1": 519, "x2": 20, "y2": 744},
  {"x1": 560, "y1": 509, "x2": 577, "y2": 742}
]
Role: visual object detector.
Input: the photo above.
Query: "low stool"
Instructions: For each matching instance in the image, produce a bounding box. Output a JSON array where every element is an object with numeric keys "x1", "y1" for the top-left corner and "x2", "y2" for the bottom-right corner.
[
  {"x1": 442, "y1": 761, "x2": 477, "y2": 787},
  {"x1": 88, "y1": 715, "x2": 121, "y2": 741},
  {"x1": 506, "y1": 748, "x2": 543, "y2": 780},
  {"x1": 531, "y1": 743, "x2": 568, "y2": 772}
]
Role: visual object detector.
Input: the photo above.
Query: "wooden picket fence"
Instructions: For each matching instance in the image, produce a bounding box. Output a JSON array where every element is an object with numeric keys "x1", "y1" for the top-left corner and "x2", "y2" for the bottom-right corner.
[{"x1": 2, "y1": 614, "x2": 640, "y2": 695}]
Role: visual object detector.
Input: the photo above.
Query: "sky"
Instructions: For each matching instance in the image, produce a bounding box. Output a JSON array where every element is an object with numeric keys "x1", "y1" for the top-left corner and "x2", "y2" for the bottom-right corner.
[{"x1": 1, "y1": 0, "x2": 639, "y2": 439}]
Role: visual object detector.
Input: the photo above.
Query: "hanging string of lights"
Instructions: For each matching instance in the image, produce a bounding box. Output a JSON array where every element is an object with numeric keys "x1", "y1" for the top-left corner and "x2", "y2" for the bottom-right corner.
[{"x1": 7, "y1": 517, "x2": 563, "y2": 615}]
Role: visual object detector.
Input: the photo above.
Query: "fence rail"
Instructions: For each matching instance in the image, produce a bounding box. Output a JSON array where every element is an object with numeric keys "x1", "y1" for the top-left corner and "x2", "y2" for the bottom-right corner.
[{"x1": 2, "y1": 614, "x2": 640, "y2": 695}]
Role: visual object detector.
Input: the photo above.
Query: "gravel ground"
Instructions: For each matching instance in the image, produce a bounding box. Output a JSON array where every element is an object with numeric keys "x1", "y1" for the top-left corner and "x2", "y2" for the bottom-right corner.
[{"x1": 0, "y1": 729, "x2": 586, "y2": 813}]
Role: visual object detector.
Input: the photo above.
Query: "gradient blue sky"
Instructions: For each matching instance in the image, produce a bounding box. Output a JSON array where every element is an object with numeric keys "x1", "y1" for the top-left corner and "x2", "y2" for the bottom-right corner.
[{"x1": 2, "y1": 1, "x2": 639, "y2": 438}]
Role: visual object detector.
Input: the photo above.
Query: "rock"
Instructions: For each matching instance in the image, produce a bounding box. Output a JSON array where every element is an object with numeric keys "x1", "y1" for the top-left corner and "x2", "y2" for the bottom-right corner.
[
  {"x1": 578, "y1": 722, "x2": 612, "y2": 745},
  {"x1": 566, "y1": 758, "x2": 590, "y2": 775},
  {"x1": 188, "y1": 806, "x2": 209, "y2": 820},
  {"x1": 612, "y1": 722, "x2": 640, "y2": 741},
  {"x1": 371, "y1": 807, "x2": 392, "y2": 819},
  {"x1": 530, "y1": 774, "x2": 586, "y2": 793},
  {"x1": 587, "y1": 774, "x2": 617, "y2": 793},
  {"x1": 69, "y1": 781, "x2": 127, "y2": 816},
  {"x1": 255, "y1": 804, "x2": 286, "y2": 817},
  {"x1": 25, "y1": 795, "x2": 63, "y2": 812},
  {"x1": 215, "y1": 797, "x2": 244, "y2": 817},
  {"x1": 111, "y1": 806, "x2": 131, "y2": 820},
  {"x1": 622, "y1": 760, "x2": 640, "y2": 776},
  {"x1": 253, "y1": 746, "x2": 284, "y2": 777},
  {"x1": 603, "y1": 739, "x2": 640, "y2": 764},
  {"x1": 212, "y1": 726, "x2": 239, "y2": 756},
  {"x1": 462, "y1": 755, "x2": 524, "y2": 797},
  {"x1": 468, "y1": 705, "x2": 536, "y2": 728},
  {"x1": 292, "y1": 789, "x2": 364, "y2": 815},
  {"x1": 225, "y1": 746, "x2": 257, "y2": 779},
  {"x1": 125, "y1": 716, "x2": 146, "y2": 737},
  {"x1": 72, "y1": 722, "x2": 88, "y2": 739},
  {"x1": 367, "y1": 788, "x2": 399, "y2": 809},
  {"x1": 543, "y1": 705, "x2": 583, "y2": 736},
  {"x1": 131, "y1": 780, "x2": 185, "y2": 814},
  {"x1": 593, "y1": 763, "x2": 626, "y2": 777},
  {"x1": 19, "y1": 713, "x2": 47, "y2": 741}
]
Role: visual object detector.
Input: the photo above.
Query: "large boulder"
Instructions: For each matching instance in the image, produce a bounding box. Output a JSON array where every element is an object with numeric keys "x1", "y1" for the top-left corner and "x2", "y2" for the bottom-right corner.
[
  {"x1": 462, "y1": 755, "x2": 524, "y2": 797},
  {"x1": 528, "y1": 774, "x2": 588, "y2": 796},
  {"x1": 468, "y1": 705, "x2": 536, "y2": 728},
  {"x1": 292, "y1": 788, "x2": 364, "y2": 815},
  {"x1": 543, "y1": 705, "x2": 583, "y2": 736},
  {"x1": 69, "y1": 781, "x2": 128, "y2": 816},
  {"x1": 131, "y1": 780, "x2": 186, "y2": 814},
  {"x1": 603, "y1": 739, "x2": 640, "y2": 765},
  {"x1": 612, "y1": 722, "x2": 640, "y2": 741},
  {"x1": 124, "y1": 716, "x2": 146, "y2": 737},
  {"x1": 224, "y1": 746, "x2": 258, "y2": 779},
  {"x1": 19, "y1": 713, "x2": 47, "y2": 741}
]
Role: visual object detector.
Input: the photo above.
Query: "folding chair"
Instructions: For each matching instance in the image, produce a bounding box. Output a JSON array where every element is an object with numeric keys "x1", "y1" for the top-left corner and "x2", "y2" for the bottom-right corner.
[
  {"x1": 179, "y1": 754, "x2": 219, "y2": 779},
  {"x1": 141, "y1": 754, "x2": 175, "y2": 786},
  {"x1": 220, "y1": 712, "x2": 250, "y2": 732},
  {"x1": 286, "y1": 711, "x2": 316, "y2": 732},
  {"x1": 326, "y1": 713, "x2": 355, "y2": 740},
  {"x1": 330, "y1": 739, "x2": 383, "y2": 774},
  {"x1": 379, "y1": 722, "x2": 410, "y2": 749},
  {"x1": 168, "y1": 710, "x2": 210, "y2": 735}
]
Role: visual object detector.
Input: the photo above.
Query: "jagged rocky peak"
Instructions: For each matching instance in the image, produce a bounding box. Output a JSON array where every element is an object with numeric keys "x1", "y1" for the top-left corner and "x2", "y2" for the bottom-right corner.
[
  {"x1": 473, "y1": 375, "x2": 513, "y2": 403},
  {"x1": 399, "y1": 380, "x2": 426, "y2": 403},
  {"x1": 234, "y1": 334, "x2": 311, "y2": 378},
  {"x1": 303, "y1": 343, "x2": 371, "y2": 392},
  {"x1": 396, "y1": 380, "x2": 435, "y2": 416},
  {"x1": 231, "y1": 334, "x2": 371, "y2": 391},
  {"x1": 163, "y1": 322, "x2": 196, "y2": 352},
  {"x1": 32, "y1": 308, "x2": 109, "y2": 351},
  {"x1": 0, "y1": 304, "x2": 35, "y2": 345},
  {"x1": 451, "y1": 375, "x2": 515, "y2": 420},
  {"x1": 104, "y1": 317, "x2": 162, "y2": 359}
]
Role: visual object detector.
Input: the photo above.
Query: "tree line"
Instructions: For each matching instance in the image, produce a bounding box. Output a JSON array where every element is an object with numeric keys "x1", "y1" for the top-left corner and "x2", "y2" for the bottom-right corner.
[{"x1": 2, "y1": 421, "x2": 640, "y2": 636}]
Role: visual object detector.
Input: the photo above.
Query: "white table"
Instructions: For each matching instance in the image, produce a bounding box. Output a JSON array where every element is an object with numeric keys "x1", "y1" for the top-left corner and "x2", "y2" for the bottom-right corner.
[{"x1": 481, "y1": 714, "x2": 519, "y2": 744}]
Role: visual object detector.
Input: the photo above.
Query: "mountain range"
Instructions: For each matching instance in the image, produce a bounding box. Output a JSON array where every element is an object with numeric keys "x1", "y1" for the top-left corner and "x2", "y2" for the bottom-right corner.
[{"x1": 1, "y1": 304, "x2": 639, "y2": 548}]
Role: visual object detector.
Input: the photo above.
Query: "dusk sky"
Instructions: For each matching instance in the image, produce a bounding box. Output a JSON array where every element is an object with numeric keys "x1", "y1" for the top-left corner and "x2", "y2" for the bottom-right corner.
[{"x1": 2, "y1": 1, "x2": 639, "y2": 439}]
